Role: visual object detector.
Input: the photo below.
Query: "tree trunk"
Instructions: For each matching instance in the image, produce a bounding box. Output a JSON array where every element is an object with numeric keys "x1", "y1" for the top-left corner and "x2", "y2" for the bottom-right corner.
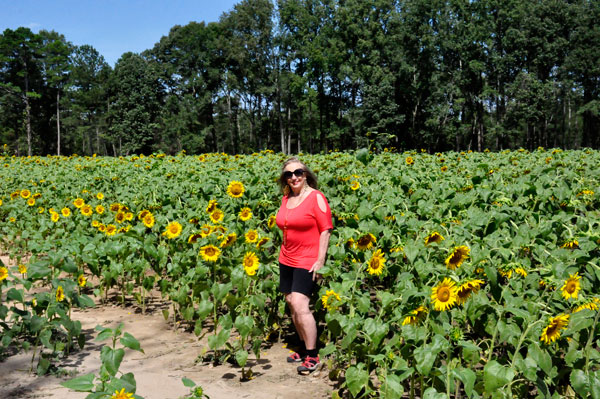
[{"x1": 56, "y1": 91, "x2": 61, "y2": 156}]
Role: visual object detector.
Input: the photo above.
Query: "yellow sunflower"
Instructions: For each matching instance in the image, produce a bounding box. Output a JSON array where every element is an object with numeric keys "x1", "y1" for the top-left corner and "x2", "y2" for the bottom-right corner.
[
  {"x1": 95, "y1": 205, "x2": 105, "y2": 214},
  {"x1": 245, "y1": 229, "x2": 258, "y2": 243},
  {"x1": 514, "y1": 267, "x2": 527, "y2": 278},
  {"x1": 402, "y1": 305, "x2": 428, "y2": 326},
  {"x1": 321, "y1": 289, "x2": 342, "y2": 310},
  {"x1": 256, "y1": 237, "x2": 270, "y2": 248},
  {"x1": 350, "y1": 181, "x2": 360, "y2": 191},
  {"x1": 456, "y1": 279, "x2": 485, "y2": 305},
  {"x1": 356, "y1": 233, "x2": 376, "y2": 250},
  {"x1": 18, "y1": 264, "x2": 27, "y2": 274},
  {"x1": 220, "y1": 233, "x2": 237, "y2": 248},
  {"x1": 366, "y1": 249, "x2": 386, "y2": 275},
  {"x1": 431, "y1": 278, "x2": 458, "y2": 311},
  {"x1": 200, "y1": 244, "x2": 221, "y2": 262},
  {"x1": 61, "y1": 207, "x2": 71, "y2": 217},
  {"x1": 109, "y1": 203, "x2": 121, "y2": 212},
  {"x1": 105, "y1": 224, "x2": 117, "y2": 236},
  {"x1": 115, "y1": 211, "x2": 126, "y2": 224},
  {"x1": 98, "y1": 224, "x2": 106, "y2": 232},
  {"x1": 405, "y1": 156, "x2": 414, "y2": 165},
  {"x1": 242, "y1": 251, "x2": 259, "y2": 276},
  {"x1": 267, "y1": 215, "x2": 277, "y2": 229},
  {"x1": 51, "y1": 212, "x2": 60, "y2": 222},
  {"x1": 92, "y1": 220, "x2": 100, "y2": 228},
  {"x1": 138, "y1": 209, "x2": 149, "y2": 220},
  {"x1": 38, "y1": 206, "x2": 45, "y2": 214},
  {"x1": 111, "y1": 388, "x2": 133, "y2": 399},
  {"x1": 562, "y1": 240, "x2": 579, "y2": 250},
  {"x1": 206, "y1": 199, "x2": 218, "y2": 213},
  {"x1": 561, "y1": 272, "x2": 581, "y2": 300},
  {"x1": 124, "y1": 212, "x2": 134, "y2": 221},
  {"x1": 200, "y1": 224, "x2": 213, "y2": 237},
  {"x1": 210, "y1": 208, "x2": 224, "y2": 224},
  {"x1": 445, "y1": 245, "x2": 470, "y2": 270},
  {"x1": 424, "y1": 232, "x2": 445, "y2": 246},
  {"x1": 573, "y1": 300, "x2": 599, "y2": 313},
  {"x1": 142, "y1": 212, "x2": 155, "y2": 228},
  {"x1": 20, "y1": 189, "x2": 31, "y2": 199},
  {"x1": 0, "y1": 266, "x2": 8, "y2": 281},
  {"x1": 163, "y1": 221, "x2": 182, "y2": 239},
  {"x1": 239, "y1": 207, "x2": 252, "y2": 221},
  {"x1": 81, "y1": 205, "x2": 93, "y2": 217},
  {"x1": 73, "y1": 198, "x2": 85, "y2": 208},
  {"x1": 27, "y1": 197, "x2": 35, "y2": 206},
  {"x1": 187, "y1": 233, "x2": 203, "y2": 244},
  {"x1": 78, "y1": 275, "x2": 87, "y2": 287},
  {"x1": 96, "y1": 192, "x2": 104, "y2": 200},
  {"x1": 227, "y1": 181, "x2": 245, "y2": 198},
  {"x1": 56, "y1": 286, "x2": 65, "y2": 302},
  {"x1": 540, "y1": 314, "x2": 569, "y2": 345}
]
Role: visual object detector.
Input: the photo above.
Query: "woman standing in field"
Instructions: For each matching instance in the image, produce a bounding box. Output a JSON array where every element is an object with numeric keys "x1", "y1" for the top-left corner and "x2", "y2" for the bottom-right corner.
[{"x1": 276, "y1": 157, "x2": 333, "y2": 375}]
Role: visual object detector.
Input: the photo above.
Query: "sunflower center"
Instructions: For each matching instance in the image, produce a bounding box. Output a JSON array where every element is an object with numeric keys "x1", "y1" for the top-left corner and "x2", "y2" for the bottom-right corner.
[
  {"x1": 439, "y1": 287, "x2": 450, "y2": 301},
  {"x1": 566, "y1": 281, "x2": 576, "y2": 293},
  {"x1": 244, "y1": 258, "x2": 253, "y2": 267},
  {"x1": 206, "y1": 248, "x2": 216, "y2": 256},
  {"x1": 371, "y1": 259, "x2": 381, "y2": 270}
]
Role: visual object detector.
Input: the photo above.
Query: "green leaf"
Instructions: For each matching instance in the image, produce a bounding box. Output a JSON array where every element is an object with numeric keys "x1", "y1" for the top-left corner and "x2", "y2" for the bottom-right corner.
[
  {"x1": 101, "y1": 346, "x2": 125, "y2": 377},
  {"x1": 60, "y1": 372, "x2": 95, "y2": 392},
  {"x1": 363, "y1": 318, "x2": 388, "y2": 347},
  {"x1": 571, "y1": 369, "x2": 590, "y2": 398},
  {"x1": 182, "y1": 377, "x2": 196, "y2": 388},
  {"x1": 527, "y1": 342, "x2": 552, "y2": 375},
  {"x1": 235, "y1": 349, "x2": 249, "y2": 367},
  {"x1": 207, "y1": 328, "x2": 230, "y2": 350},
  {"x1": 380, "y1": 374, "x2": 403, "y2": 399},
  {"x1": 423, "y1": 387, "x2": 446, "y2": 399},
  {"x1": 484, "y1": 360, "x2": 515, "y2": 391},
  {"x1": 453, "y1": 367, "x2": 476, "y2": 397},
  {"x1": 7, "y1": 288, "x2": 24, "y2": 302},
  {"x1": 120, "y1": 332, "x2": 143, "y2": 353},
  {"x1": 234, "y1": 315, "x2": 253, "y2": 339},
  {"x1": 95, "y1": 326, "x2": 113, "y2": 342},
  {"x1": 345, "y1": 363, "x2": 369, "y2": 397},
  {"x1": 414, "y1": 345, "x2": 437, "y2": 376}
]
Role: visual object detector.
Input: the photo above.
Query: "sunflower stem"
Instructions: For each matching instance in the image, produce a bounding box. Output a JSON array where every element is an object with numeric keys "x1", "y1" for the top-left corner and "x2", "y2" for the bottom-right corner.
[
  {"x1": 509, "y1": 320, "x2": 542, "y2": 369},
  {"x1": 584, "y1": 310, "x2": 600, "y2": 374}
]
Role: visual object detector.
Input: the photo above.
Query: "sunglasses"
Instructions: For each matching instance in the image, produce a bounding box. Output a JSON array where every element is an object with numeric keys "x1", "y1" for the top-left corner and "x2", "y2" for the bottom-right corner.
[{"x1": 283, "y1": 168, "x2": 305, "y2": 179}]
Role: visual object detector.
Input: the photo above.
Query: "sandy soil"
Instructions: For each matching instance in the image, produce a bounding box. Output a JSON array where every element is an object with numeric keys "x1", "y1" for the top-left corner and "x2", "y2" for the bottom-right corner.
[{"x1": 0, "y1": 256, "x2": 336, "y2": 399}]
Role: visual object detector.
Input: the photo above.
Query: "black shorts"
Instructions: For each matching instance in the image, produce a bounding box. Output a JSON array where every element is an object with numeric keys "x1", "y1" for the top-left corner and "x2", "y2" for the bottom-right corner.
[{"x1": 279, "y1": 263, "x2": 316, "y2": 297}]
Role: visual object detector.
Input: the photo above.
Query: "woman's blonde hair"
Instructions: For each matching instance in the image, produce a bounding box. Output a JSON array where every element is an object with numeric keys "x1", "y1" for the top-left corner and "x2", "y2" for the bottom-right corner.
[{"x1": 278, "y1": 157, "x2": 318, "y2": 195}]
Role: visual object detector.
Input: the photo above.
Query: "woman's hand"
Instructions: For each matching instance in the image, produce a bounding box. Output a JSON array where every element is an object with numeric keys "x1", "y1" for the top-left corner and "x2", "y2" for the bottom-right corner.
[{"x1": 309, "y1": 261, "x2": 324, "y2": 281}]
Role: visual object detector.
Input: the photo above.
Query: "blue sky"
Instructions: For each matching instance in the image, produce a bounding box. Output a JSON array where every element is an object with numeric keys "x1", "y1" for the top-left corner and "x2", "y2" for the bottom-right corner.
[{"x1": 1, "y1": 0, "x2": 241, "y2": 66}]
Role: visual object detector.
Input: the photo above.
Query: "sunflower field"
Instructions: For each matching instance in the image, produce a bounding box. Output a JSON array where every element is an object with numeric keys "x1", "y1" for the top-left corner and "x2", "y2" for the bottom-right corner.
[{"x1": 1, "y1": 148, "x2": 600, "y2": 398}]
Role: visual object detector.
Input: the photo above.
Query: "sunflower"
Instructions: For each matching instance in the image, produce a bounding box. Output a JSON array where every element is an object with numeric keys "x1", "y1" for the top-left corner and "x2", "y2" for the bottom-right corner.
[
  {"x1": 142, "y1": 212, "x2": 155, "y2": 228},
  {"x1": 78, "y1": 274, "x2": 87, "y2": 287},
  {"x1": 350, "y1": 181, "x2": 360, "y2": 191},
  {"x1": 38, "y1": 206, "x2": 45, "y2": 214},
  {"x1": 111, "y1": 388, "x2": 134, "y2": 399},
  {"x1": 56, "y1": 286, "x2": 65, "y2": 302},
  {"x1": 206, "y1": 199, "x2": 218, "y2": 213},
  {"x1": 96, "y1": 192, "x2": 104, "y2": 200},
  {"x1": 109, "y1": 203, "x2": 121, "y2": 212},
  {"x1": 242, "y1": 251, "x2": 259, "y2": 276},
  {"x1": 573, "y1": 300, "x2": 599, "y2": 313},
  {"x1": 561, "y1": 272, "x2": 581, "y2": 300},
  {"x1": 200, "y1": 244, "x2": 221, "y2": 262},
  {"x1": 210, "y1": 208, "x2": 224, "y2": 224},
  {"x1": 239, "y1": 207, "x2": 253, "y2": 221},
  {"x1": 445, "y1": 246, "x2": 470, "y2": 270},
  {"x1": 92, "y1": 220, "x2": 100, "y2": 228},
  {"x1": 366, "y1": 249, "x2": 386, "y2": 275},
  {"x1": 562, "y1": 240, "x2": 579, "y2": 250},
  {"x1": 11, "y1": 191, "x2": 20, "y2": 200},
  {"x1": 402, "y1": 305, "x2": 428, "y2": 326},
  {"x1": 268, "y1": 215, "x2": 277, "y2": 229},
  {"x1": 81, "y1": 205, "x2": 93, "y2": 217},
  {"x1": 138, "y1": 209, "x2": 149, "y2": 220},
  {"x1": 200, "y1": 224, "x2": 213, "y2": 237},
  {"x1": 73, "y1": 198, "x2": 85, "y2": 208},
  {"x1": 256, "y1": 237, "x2": 270, "y2": 248},
  {"x1": 424, "y1": 232, "x2": 445, "y2": 246},
  {"x1": 20, "y1": 189, "x2": 31, "y2": 199},
  {"x1": 163, "y1": 221, "x2": 182, "y2": 239},
  {"x1": 245, "y1": 229, "x2": 258, "y2": 243},
  {"x1": 61, "y1": 207, "x2": 71, "y2": 217},
  {"x1": 220, "y1": 233, "x2": 237, "y2": 248},
  {"x1": 321, "y1": 289, "x2": 342, "y2": 310},
  {"x1": 356, "y1": 233, "x2": 376, "y2": 250},
  {"x1": 0, "y1": 266, "x2": 8, "y2": 281},
  {"x1": 540, "y1": 314, "x2": 569, "y2": 345},
  {"x1": 227, "y1": 181, "x2": 245, "y2": 198},
  {"x1": 124, "y1": 212, "x2": 134, "y2": 221},
  {"x1": 406, "y1": 156, "x2": 414, "y2": 165},
  {"x1": 188, "y1": 233, "x2": 203, "y2": 244},
  {"x1": 18, "y1": 264, "x2": 27, "y2": 274},
  {"x1": 431, "y1": 278, "x2": 458, "y2": 311},
  {"x1": 514, "y1": 267, "x2": 528, "y2": 278},
  {"x1": 98, "y1": 224, "x2": 106, "y2": 232},
  {"x1": 441, "y1": 165, "x2": 448, "y2": 172},
  {"x1": 456, "y1": 279, "x2": 485, "y2": 305},
  {"x1": 51, "y1": 212, "x2": 60, "y2": 222},
  {"x1": 27, "y1": 197, "x2": 35, "y2": 206},
  {"x1": 95, "y1": 205, "x2": 105, "y2": 214},
  {"x1": 115, "y1": 211, "x2": 126, "y2": 224},
  {"x1": 105, "y1": 224, "x2": 117, "y2": 236}
]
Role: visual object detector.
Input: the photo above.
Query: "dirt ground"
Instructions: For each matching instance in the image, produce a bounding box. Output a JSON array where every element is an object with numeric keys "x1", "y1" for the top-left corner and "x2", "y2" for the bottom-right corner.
[{"x1": 0, "y1": 256, "x2": 337, "y2": 399}]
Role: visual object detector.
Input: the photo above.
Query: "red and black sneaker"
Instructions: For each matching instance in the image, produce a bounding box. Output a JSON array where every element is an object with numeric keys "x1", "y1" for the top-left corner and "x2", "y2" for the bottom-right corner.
[
  {"x1": 286, "y1": 351, "x2": 303, "y2": 363},
  {"x1": 297, "y1": 355, "x2": 320, "y2": 375}
]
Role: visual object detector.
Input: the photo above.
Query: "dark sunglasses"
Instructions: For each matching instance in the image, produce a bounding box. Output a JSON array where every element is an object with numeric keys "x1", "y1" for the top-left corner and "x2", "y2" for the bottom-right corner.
[{"x1": 283, "y1": 168, "x2": 305, "y2": 179}]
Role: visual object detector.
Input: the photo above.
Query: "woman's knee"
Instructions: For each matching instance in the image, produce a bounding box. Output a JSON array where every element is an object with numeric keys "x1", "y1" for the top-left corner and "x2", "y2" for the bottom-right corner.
[{"x1": 287, "y1": 292, "x2": 310, "y2": 314}]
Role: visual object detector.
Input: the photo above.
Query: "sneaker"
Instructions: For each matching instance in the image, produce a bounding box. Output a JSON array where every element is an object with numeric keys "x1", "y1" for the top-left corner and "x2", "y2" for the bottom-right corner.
[
  {"x1": 297, "y1": 355, "x2": 320, "y2": 375},
  {"x1": 287, "y1": 351, "x2": 303, "y2": 363}
]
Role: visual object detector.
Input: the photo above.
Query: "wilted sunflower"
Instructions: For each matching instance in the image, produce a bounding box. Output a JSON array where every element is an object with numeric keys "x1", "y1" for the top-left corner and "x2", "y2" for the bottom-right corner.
[
  {"x1": 245, "y1": 229, "x2": 258, "y2": 243},
  {"x1": 573, "y1": 299, "x2": 599, "y2": 313},
  {"x1": 540, "y1": 314, "x2": 569, "y2": 345},
  {"x1": 239, "y1": 207, "x2": 253, "y2": 221},
  {"x1": 210, "y1": 208, "x2": 224, "y2": 224},
  {"x1": 227, "y1": 181, "x2": 245, "y2": 198},
  {"x1": 562, "y1": 240, "x2": 579, "y2": 250},
  {"x1": 95, "y1": 205, "x2": 105, "y2": 214},
  {"x1": 142, "y1": 212, "x2": 155, "y2": 228},
  {"x1": 242, "y1": 251, "x2": 259, "y2": 276},
  {"x1": 81, "y1": 205, "x2": 93, "y2": 217},
  {"x1": 164, "y1": 221, "x2": 182, "y2": 239},
  {"x1": 445, "y1": 246, "x2": 470, "y2": 270},
  {"x1": 27, "y1": 197, "x2": 35, "y2": 206},
  {"x1": 402, "y1": 305, "x2": 428, "y2": 326},
  {"x1": 0, "y1": 266, "x2": 8, "y2": 281},
  {"x1": 256, "y1": 237, "x2": 270, "y2": 248},
  {"x1": 366, "y1": 249, "x2": 386, "y2": 275},
  {"x1": 356, "y1": 233, "x2": 376, "y2": 250},
  {"x1": 268, "y1": 215, "x2": 277, "y2": 229},
  {"x1": 514, "y1": 267, "x2": 527, "y2": 278},
  {"x1": 561, "y1": 272, "x2": 581, "y2": 300},
  {"x1": 431, "y1": 278, "x2": 458, "y2": 311},
  {"x1": 78, "y1": 275, "x2": 87, "y2": 287},
  {"x1": 350, "y1": 181, "x2": 360, "y2": 191},
  {"x1": 73, "y1": 198, "x2": 85, "y2": 208},
  {"x1": 56, "y1": 286, "x2": 65, "y2": 302},
  {"x1": 456, "y1": 279, "x2": 485, "y2": 305},
  {"x1": 220, "y1": 233, "x2": 237, "y2": 248},
  {"x1": 424, "y1": 232, "x2": 445, "y2": 246},
  {"x1": 200, "y1": 245, "x2": 221, "y2": 262},
  {"x1": 105, "y1": 224, "x2": 117, "y2": 236},
  {"x1": 206, "y1": 200, "x2": 218, "y2": 213},
  {"x1": 188, "y1": 233, "x2": 203, "y2": 244},
  {"x1": 321, "y1": 289, "x2": 342, "y2": 310}
]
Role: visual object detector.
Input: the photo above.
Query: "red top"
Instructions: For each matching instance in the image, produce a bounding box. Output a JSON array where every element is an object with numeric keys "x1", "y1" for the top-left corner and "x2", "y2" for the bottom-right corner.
[{"x1": 276, "y1": 190, "x2": 333, "y2": 270}]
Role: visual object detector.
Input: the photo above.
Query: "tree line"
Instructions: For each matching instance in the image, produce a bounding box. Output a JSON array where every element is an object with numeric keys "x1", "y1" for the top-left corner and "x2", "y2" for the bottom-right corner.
[{"x1": 1, "y1": 0, "x2": 599, "y2": 156}]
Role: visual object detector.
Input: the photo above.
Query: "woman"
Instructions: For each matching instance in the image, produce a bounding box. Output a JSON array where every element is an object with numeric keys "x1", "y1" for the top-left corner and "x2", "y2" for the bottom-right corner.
[{"x1": 275, "y1": 157, "x2": 333, "y2": 374}]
